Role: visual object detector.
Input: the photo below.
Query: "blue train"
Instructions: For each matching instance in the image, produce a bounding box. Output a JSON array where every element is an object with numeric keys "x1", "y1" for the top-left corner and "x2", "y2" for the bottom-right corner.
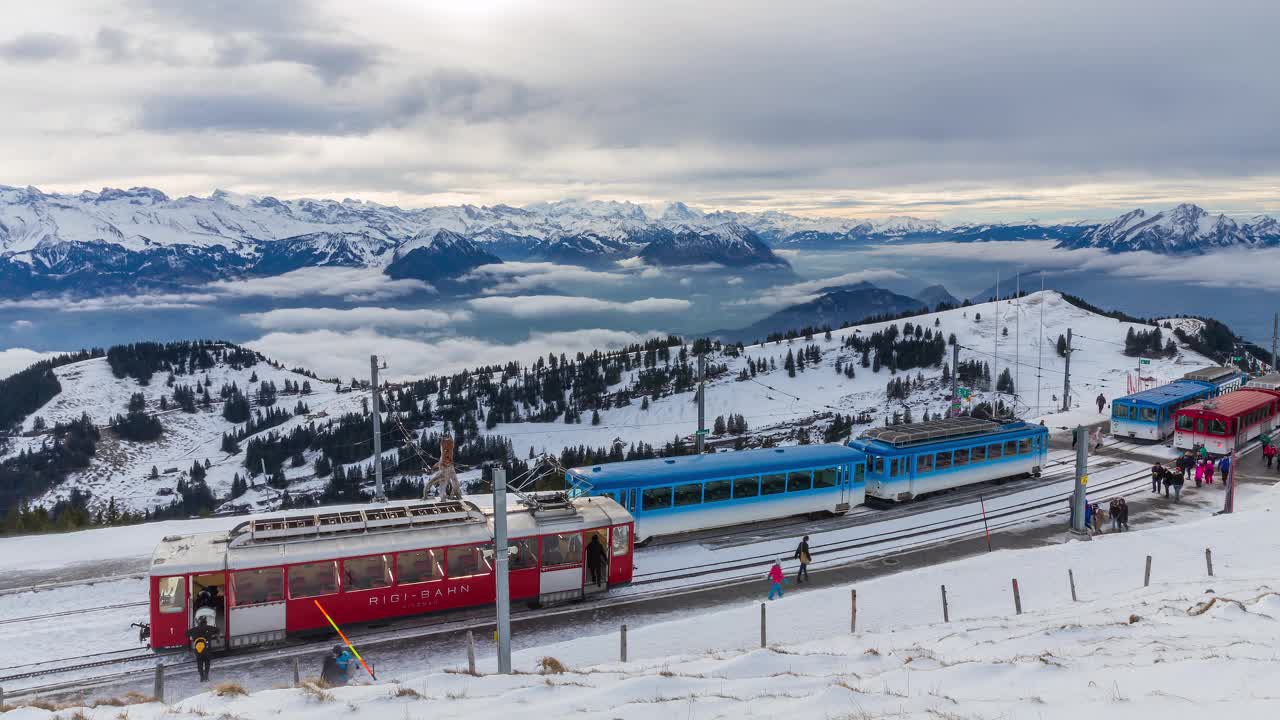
[
  {"x1": 567, "y1": 417, "x2": 1050, "y2": 539},
  {"x1": 848, "y1": 417, "x2": 1048, "y2": 501},
  {"x1": 566, "y1": 445, "x2": 866, "y2": 539},
  {"x1": 1111, "y1": 366, "x2": 1245, "y2": 441}
]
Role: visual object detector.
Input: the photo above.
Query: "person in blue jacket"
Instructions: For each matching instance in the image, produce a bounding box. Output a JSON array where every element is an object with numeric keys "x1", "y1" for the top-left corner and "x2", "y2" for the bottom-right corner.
[
  {"x1": 322, "y1": 645, "x2": 355, "y2": 686},
  {"x1": 1218, "y1": 455, "x2": 1231, "y2": 485}
]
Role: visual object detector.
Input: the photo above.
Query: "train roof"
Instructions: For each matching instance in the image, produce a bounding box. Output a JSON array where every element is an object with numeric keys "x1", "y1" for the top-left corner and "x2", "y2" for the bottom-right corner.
[
  {"x1": 1178, "y1": 389, "x2": 1278, "y2": 418},
  {"x1": 150, "y1": 496, "x2": 630, "y2": 575},
  {"x1": 1183, "y1": 366, "x2": 1242, "y2": 383},
  {"x1": 1246, "y1": 373, "x2": 1280, "y2": 388},
  {"x1": 1115, "y1": 380, "x2": 1214, "y2": 407},
  {"x1": 568, "y1": 444, "x2": 865, "y2": 491},
  {"x1": 852, "y1": 417, "x2": 1041, "y2": 450}
]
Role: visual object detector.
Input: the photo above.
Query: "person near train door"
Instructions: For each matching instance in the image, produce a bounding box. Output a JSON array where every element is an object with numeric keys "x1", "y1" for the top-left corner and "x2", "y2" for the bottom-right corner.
[
  {"x1": 186, "y1": 616, "x2": 217, "y2": 682},
  {"x1": 767, "y1": 559, "x2": 786, "y2": 600},
  {"x1": 793, "y1": 535, "x2": 812, "y2": 584},
  {"x1": 1096, "y1": 393, "x2": 1106, "y2": 414},
  {"x1": 586, "y1": 534, "x2": 608, "y2": 587}
]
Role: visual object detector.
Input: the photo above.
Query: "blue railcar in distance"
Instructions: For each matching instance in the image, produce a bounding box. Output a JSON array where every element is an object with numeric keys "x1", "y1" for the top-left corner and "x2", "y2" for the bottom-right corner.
[
  {"x1": 566, "y1": 444, "x2": 866, "y2": 540},
  {"x1": 848, "y1": 417, "x2": 1048, "y2": 502},
  {"x1": 1111, "y1": 380, "x2": 1218, "y2": 441}
]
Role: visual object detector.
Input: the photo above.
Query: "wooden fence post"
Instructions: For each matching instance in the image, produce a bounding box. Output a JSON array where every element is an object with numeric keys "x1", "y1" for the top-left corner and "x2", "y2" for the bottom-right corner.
[
  {"x1": 1, "y1": 686, "x2": 5, "y2": 708},
  {"x1": 466, "y1": 630, "x2": 477, "y2": 675},
  {"x1": 1068, "y1": 569, "x2": 1078, "y2": 602},
  {"x1": 153, "y1": 663, "x2": 165, "y2": 703},
  {"x1": 941, "y1": 585, "x2": 950, "y2": 622},
  {"x1": 850, "y1": 589, "x2": 857, "y2": 633},
  {"x1": 1144, "y1": 555, "x2": 1152, "y2": 587},
  {"x1": 1205, "y1": 548, "x2": 1214, "y2": 577},
  {"x1": 1011, "y1": 579, "x2": 1022, "y2": 615},
  {"x1": 620, "y1": 624, "x2": 628, "y2": 663},
  {"x1": 292, "y1": 658, "x2": 300, "y2": 687},
  {"x1": 760, "y1": 603, "x2": 767, "y2": 648}
]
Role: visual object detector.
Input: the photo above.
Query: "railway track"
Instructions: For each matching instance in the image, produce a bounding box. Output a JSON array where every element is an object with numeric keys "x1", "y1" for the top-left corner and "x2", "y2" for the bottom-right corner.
[
  {"x1": 2, "y1": 458, "x2": 1154, "y2": 697},
  {"x1": 0, "y1": 600, "x2": 148, "y2": 627}
]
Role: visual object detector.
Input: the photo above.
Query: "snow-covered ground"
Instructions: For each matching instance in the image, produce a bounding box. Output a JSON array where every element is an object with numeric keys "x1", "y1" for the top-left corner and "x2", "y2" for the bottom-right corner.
[{"x1": 5, "y1": 471, "x2": 1278, "y2": 718}]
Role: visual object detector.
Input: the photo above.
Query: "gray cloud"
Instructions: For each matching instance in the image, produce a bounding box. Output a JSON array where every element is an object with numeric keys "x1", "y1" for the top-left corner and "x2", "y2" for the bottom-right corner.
[{"x1": 0, "y1": 32, "x2": 79, "y2": 62}]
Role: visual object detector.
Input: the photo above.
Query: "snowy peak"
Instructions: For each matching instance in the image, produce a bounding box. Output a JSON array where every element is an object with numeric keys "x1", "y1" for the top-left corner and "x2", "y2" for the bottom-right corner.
[
  {"x1": 1062, "y1": 203, "x2": 1272, "y2": 253},
  {"x1": 638, "y1": 222, "x2": 790, "y2": 268}
]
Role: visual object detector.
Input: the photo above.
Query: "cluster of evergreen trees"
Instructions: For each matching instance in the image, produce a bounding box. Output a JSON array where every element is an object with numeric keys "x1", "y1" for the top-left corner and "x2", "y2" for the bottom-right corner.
[
  {"x1": 106, "y1": 340, "x2": 257, "y2": 385},
  {"x1": 1124, "y1": 327, "x2": 1177, "y2": 358},
  {"x1": 712, "y1": 414, "x2": 749, "y2": 435},
  {"x1": 0, "y1": 414, "x2": 100, "y2": 525}
]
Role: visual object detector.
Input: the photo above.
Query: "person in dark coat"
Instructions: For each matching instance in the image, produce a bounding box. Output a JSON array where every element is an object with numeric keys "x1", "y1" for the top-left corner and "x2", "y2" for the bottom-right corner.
[
  {"x1": 586, "y1": 534, "x2": 609, "y2": 586},
  {"x1": 1150, "y1": 463, "x2": 1163, "y2": 493},
  {"x1": 793, "y1": 535, "x2": 812, "y2": 583},
  {"x1": 1096, "y1": 393, "x2": 1106, "y2": 414},
  {"x1": 321, "y1": 645, "x2": 353, "y2": 686},
  {"x1": 1118, "y1": 498, "x2": 1130, "y2": 531},
  {"x1": 186, "y1": 616, "x2": 217, "y2": 682}
]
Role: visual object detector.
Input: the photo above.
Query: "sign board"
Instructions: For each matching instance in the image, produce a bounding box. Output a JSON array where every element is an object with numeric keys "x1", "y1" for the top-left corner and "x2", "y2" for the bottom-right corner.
[
  {"x1": 694, "y1": 429, "x2": 709, "y2": 436},
  {"x1": 1080, "y1": 474, "x2": 1089, "y2": 486},
  {"x1": 1139, "y1": 359, "x2": 1151, "y2": 365}
]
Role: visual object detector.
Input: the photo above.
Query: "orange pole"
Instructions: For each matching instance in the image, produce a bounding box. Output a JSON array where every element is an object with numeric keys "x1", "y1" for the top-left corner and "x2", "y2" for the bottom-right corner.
[{"x1": 313, "y1": 599, "x2": 377, "y2": 680}]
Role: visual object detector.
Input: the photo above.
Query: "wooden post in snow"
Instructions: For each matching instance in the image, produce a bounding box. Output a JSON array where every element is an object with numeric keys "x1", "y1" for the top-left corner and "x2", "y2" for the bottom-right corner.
[
  {"x1": 1012, "y1": 579, "x2": 1022, "y2": 615},
  {"x1": 153, "y1": 663, "x2": 165, "y2": 703},
  {"x1": 1205, "y1": 548, "x2": 1214, "y2": 577},
  {"x1": 1068, "y1": 569, "x2": 1078, "y2": 602},
  {"x1": 1144, "y1": 555, "x2": 1152, "y2": 587},
  {"x1": 850, "y1": 589, "x2": 857, "y2": 633},
  {"x1": 941, "y1": 585, "x2": 950, "y2": 622},
  {"x1": 760, "y1": 603, "x2": 767, "y2": 648},
  {"x1": 620, "y1": 624, "x2": 628, "y2": 662},
  {"x1": 466, "y1": 630, "x2": 477, "y2": 675}
]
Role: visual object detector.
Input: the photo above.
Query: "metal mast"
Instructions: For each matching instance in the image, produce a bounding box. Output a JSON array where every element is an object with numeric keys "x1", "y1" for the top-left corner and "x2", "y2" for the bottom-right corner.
[{"x1": 371, "y1": 354, "x2": 385, "y2": 502}]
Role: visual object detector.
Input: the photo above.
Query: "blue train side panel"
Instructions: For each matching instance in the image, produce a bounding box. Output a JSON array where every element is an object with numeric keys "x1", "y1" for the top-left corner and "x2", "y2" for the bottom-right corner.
[
  {"x1": 1111, "y1": 379, "x2": 1219, "y2": 441},
  {"x1": 848, "y1": 420, "x2": 1048, "y2": 501},
  {"x1": 566, "y1": 444, "x2": 868, "y2": 538}
]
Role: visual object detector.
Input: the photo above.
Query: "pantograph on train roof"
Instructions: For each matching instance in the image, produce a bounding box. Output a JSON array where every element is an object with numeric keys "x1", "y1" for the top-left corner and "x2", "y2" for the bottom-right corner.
[{"x1": 858, "y1": 416, "x2": 1007, "y2": 448}]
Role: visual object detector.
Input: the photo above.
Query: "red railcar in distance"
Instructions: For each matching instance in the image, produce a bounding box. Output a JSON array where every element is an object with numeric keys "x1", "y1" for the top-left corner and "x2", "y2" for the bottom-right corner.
[
  {"x1": 147, "y1": 495, "x2": 634, "y2": 651},
  {"x1": 1173, "y1": 388, "x2": 1280, "y2": 456}
]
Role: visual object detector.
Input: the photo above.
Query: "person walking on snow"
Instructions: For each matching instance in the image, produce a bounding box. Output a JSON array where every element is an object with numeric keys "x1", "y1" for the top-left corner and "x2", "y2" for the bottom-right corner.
[
  {"x1": 1151, "y1": 463, "x2": 1164, "y2": 493},
  {"x1": 186, "y1": 615, "x2": 217, "y2": 683},
  {"x1": 1092, "y1": 427, "x2": 1103, "y2": 451},
  {"x1": 1203, "y1": 458, "x2": 1216, "y2": 485},
  {"x1": 1096, "y1": 393, "x2": 1106, "y2": 414},
  {"x1": 793, "y1": 535, "x2": 812, "y2": 584},
  {"x1": 1108, "y1": 498, "x2": 1121, "y2": 532},
  {"x1": 1084, "y1": 502, "x2": 1094, "y2": 532},
  {"x1": 1118, "y1": 498, "x2": 1130, "y2": 530},
  {"x1": 1194, "y1": 459, "x2": 1205, "y2": 488},
  {"x1": 1219, "y1": 455, "x2": 1231, "y2": 485},
  {"x1": 767, "y1": 559, "x2": 786, "y2": 600},
  {"x1": 1264, "y1": 441, "x2": 1276, "y2": 469},
  {"x1": 1171, "y1": 467, "x2": 1184, "y2": 502}
]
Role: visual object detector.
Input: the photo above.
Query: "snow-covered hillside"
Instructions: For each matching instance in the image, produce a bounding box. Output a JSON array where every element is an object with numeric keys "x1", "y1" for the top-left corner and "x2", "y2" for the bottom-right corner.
[{"x1": 1, "y1": 291, "x2": 1220, "y2": 517}]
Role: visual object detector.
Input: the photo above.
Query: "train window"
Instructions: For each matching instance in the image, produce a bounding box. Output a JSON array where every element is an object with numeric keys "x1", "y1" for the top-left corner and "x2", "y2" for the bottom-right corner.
[
  {"x1": 344, "y1": 555, "x2": 392, "y2": 591},
  {"x1": 704, "y1": 479, "x2": 732, "y2": 502},
  {"x1": 761, "y1": 473, "x2": 787, "y2": 495},
  {"x1": 1209, "y1": 419, "x2": 1227, "y2": 435},
  {"x1": 1004, "y1": 440, "x2": 1018, "y2": 456},
  {"x1": 871, "y1": 456, "x2": 884, "y2": 475},
  {"x1": 1019, "y1": 439, "x2": 1032, "y2": 454},
  {"x1": 1196, "y1": 418, "x2": 1205, "y2": 433},
  {"x1": 158, "y1": 576, "x2": 185, "y2": 614},
  {"x1": 953, "y1": 448, "x2": 970, "y2": 466},
  {"x1": 917, "y1": 454, "x2": 934, "y2": 473},
  {"x1": 508, "y1": 539, "x2": 538, "y2": 571},
  {"x1": 1176, "y1": 415, "x2": 1194, "y2": 431},
  {"x1": 788, "y1": 471, "x2": 812, "y2": 492},
  {"x1": 674, "y1": 483, "x2": 703, "y2": 507},
  {"x1": 1113, "y1": 405, "x2": 1130, "y2": 419},
  {"x1": 642, "y1": 487, "x2": 673, "y2": 511},
  {"x1": 232, "y1": 568, "x2": 284, "y2": 606},
  {"x1": 1140, "y1": 408, "x2": 1158, "y2": 422},
  {"x1": 813, "y1": 467, "x2": 838, "y2": 488},
  {"x1": 288, "y1": 561, "x2": 338, "y2": 598},
  {"x1": 989, "y1": 443, "x2": 1002, "y2": 459},
  {"x1": 854, "y1": 464, "x2": 865, "y2": 484},
  {"x1": 733, "y1": 476, "x2": 760, "y2": 498},
  {"x1": 611, "y1": 525, "x2": 631, "y2": 557},
  {"x1": 971, "y1": 445, "x2": 986, "y2": 463},
  {"x1": 447, "y1": 544, "x2": 494, "y2": 577},
  {"x1": 935, "y1": 452, "x2": 952, "y2": 470},
  {"x1": 396, "y1": 549, "x2": 443, "y2": 584},
  {"x1": 890, "y1": 459, "x2": 901, "y2": 477},
  {"x1": 541, "y1": 534, "x2": 582, "y2": 568}
]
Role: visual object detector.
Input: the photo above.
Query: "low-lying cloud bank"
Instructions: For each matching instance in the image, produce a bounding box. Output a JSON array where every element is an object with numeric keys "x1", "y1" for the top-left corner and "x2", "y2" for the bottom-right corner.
[{"x1": 467, "y1": 295, "x2": 690, "y2": 318}]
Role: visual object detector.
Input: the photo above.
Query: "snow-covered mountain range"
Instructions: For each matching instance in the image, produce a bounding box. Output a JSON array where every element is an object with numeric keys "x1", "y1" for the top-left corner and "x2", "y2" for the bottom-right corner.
[{"x1": 1, "y1": 185, "x2": 1276, "y2": 298}]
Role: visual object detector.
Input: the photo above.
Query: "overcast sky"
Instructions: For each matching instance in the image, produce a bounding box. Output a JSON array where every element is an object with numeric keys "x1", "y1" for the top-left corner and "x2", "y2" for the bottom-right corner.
[{"x1": 2, "y1": 0, "x2": 1279, "y2": 222}]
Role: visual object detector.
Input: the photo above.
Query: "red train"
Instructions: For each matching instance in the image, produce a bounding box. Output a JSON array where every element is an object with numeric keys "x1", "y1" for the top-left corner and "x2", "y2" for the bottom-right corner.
[
  {"x1": 1173, "y1": 388, "x2": 1280, "y2": 456},
  {"x1": 147, "y1": 495, "x2": 633, "y2": 651}
]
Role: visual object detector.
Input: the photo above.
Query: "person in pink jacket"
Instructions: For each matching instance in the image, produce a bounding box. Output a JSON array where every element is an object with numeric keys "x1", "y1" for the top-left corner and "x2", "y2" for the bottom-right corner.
[
  {"x1": 767, "y1": 560, "x2": 785, "y2": 600},
  {"x1": 1194, "y1": 460, "x2": 1205, "y2": 487}
]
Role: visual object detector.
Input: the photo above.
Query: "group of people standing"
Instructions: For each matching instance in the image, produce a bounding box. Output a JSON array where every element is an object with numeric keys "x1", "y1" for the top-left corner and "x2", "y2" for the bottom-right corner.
[
  {"x1": 1083, "y1": 497, "x2": 1129, "y2": 533},
  {"x1": 1153, "y1": 451, "x2": 1231, "y2": 503}
]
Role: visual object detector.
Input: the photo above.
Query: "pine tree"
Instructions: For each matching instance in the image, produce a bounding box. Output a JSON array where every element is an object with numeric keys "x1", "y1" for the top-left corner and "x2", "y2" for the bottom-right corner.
[
  {"x1": 314, "y1": 455, "x2": 332, "y2": 477},
  {"x1": 591, "y1": 409, "x2": 601, "y2": 426},
  {"x1": 785, "y1": 349, "x2": 796, "y2": 378},
  {"x1": 1056, "y1": 334, "x2": 1068, "y2": 357},
  {"x1": 190, "y1": 460, "x2": 206, "y2": 483},
  {"x1": 713, "y1": 415, "x2": 727, "y2": 435}
]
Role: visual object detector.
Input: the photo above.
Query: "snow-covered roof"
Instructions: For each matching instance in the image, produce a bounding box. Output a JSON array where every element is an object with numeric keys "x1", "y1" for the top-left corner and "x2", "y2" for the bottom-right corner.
[
  {"x1": 1115, "y1": 380, "x2": 1215, "y2": 407},
  {"x1": 568, "y1": 445, "x2": 865, "y2": 491}
]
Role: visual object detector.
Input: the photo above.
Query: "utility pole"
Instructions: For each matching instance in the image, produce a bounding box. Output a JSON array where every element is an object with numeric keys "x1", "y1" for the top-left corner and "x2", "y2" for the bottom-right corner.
[
  {"x1": 1224, "y1": 448, "x2": 1236, "y2": 514},
  {"x1": 993, "y1": 270, "x2": 1000, "y2": 399},
  {"x1": 695, "y1": 353, "x2": 706, "y2": 453},
  {"x1": 370, "y1": 355, "x2": 386, "y2": 502},
  {"x1": 1036, "y1": 271, "x2": 1045, "y2": 416},
  {"x1": 1015, "y1": 273, "x2": 1020, "y2": 408},
  {"x1": 1070, "y1": 425, "x2": 1088, "y2": 534},
  {"x1": 1272, "y1": 313, "x2": 1277, "y2": 372},
  {"x1": 488, "y1": 463, "x2": 512, "y2": 673},
  {"x1": 951, "y1": 342, "x2": 960, "y2": 418},
  {"x1": 1061, "y1": 328, "x2": 1072, "y2": 412}
]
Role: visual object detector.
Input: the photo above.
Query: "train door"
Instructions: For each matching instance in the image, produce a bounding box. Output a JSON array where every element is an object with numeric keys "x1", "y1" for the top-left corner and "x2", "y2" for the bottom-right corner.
[
  {"x1": 608, "y1": 523, "x2": 633, "y2": 585},
  {"x1": 190, "y1": 573, "x2": 228, "y2": 650},
  {"x1": 538, "y1": 531, "x2": 584, "y2": 604},
  {"x1": 150, "y1": 574, "x2": 191, "y2": 649},
  {"x1": 227, "y1": 567, "x2": 287, "y2": 649},
  {"x1": 583, "y1": 528, "x2": 610, "y2": 596}
]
